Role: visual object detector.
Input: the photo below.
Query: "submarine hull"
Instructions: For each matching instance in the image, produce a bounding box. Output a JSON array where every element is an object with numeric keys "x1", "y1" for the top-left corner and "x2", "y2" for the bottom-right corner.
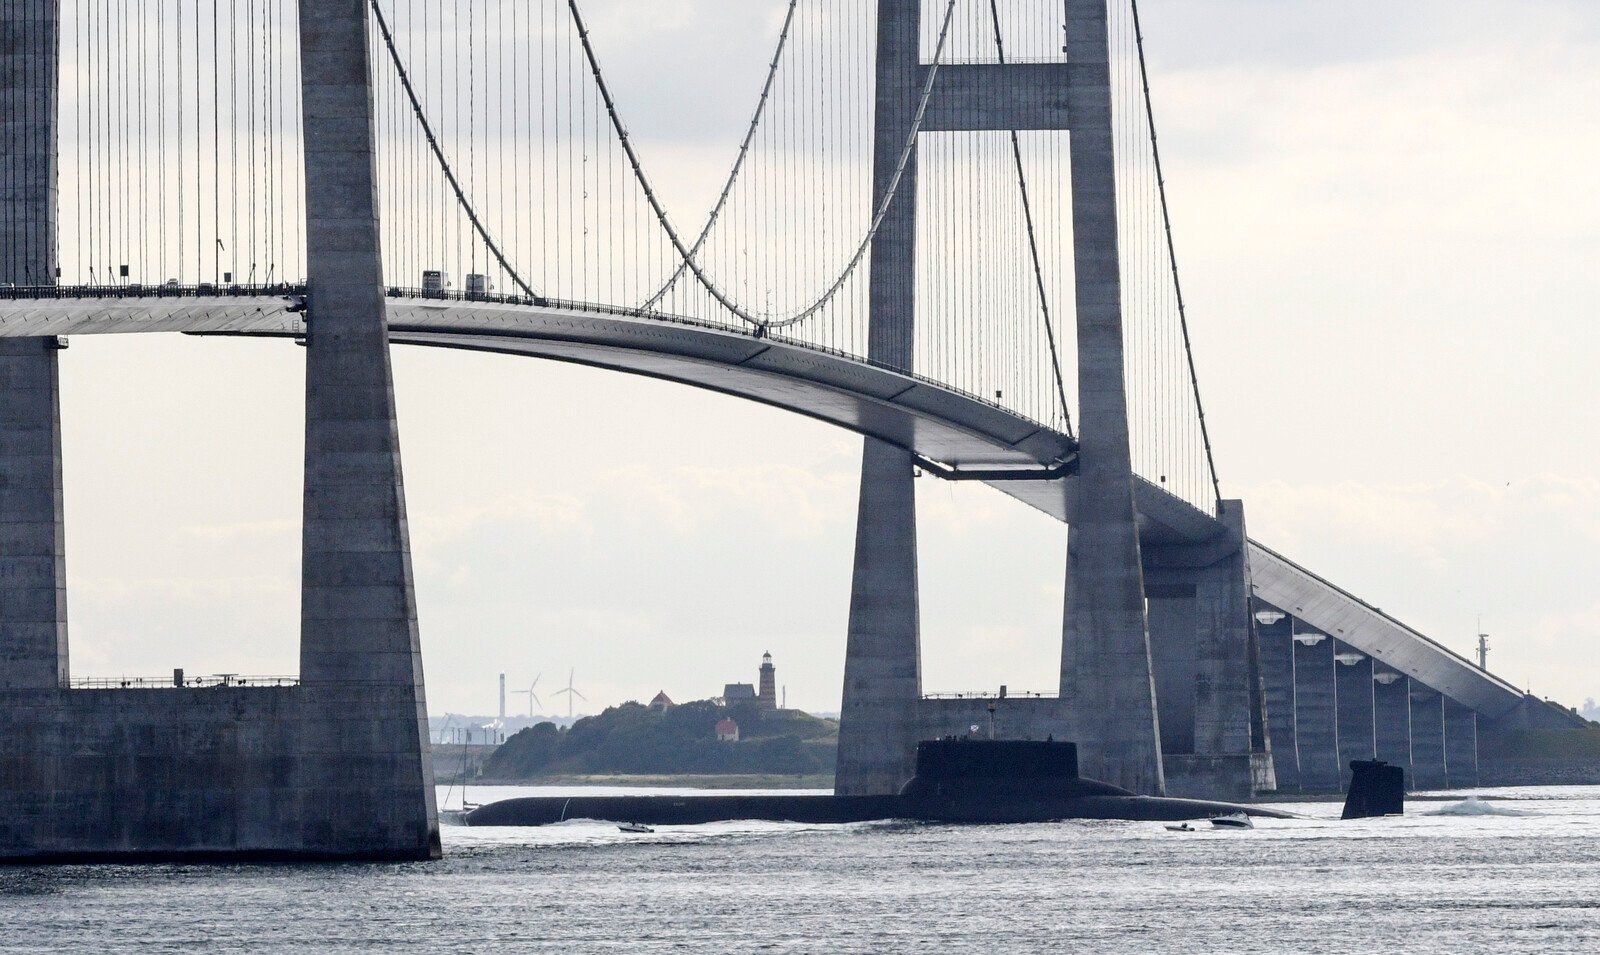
[
  {"x1": 464, "y1": 792, "x2": 1291, "y2": 827},
  {"x1": 464, "y1": 740, "x2": 1293, "y2": 827}
]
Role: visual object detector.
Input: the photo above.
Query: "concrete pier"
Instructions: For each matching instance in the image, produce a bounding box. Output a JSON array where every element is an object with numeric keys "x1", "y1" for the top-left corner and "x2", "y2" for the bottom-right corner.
[
  {"x1": 1334, "y1": 643, "x2": 1375, "y2": 786},
  {"x1": 1255, "y1": 607, "x2": 1300, "y2": 790},
  {"x1": 1143, "y1": 503, "x2": 1274, "y2": 800},
  {"x1": 0, "y1": 0, "x2": 68, "y2": 691},
  {"x1": 1409, "y1": 690, "x2": 1448, "y2": 790},
  {"x1": 1443, "y1": 698, "x2": 1479, "y2": 789},
  {"x1": 1372, "y1": 669, "x2": 1413, "y2": 779},
  {"x1": 1059, "y1": 0, "x2": 1163, "y2": 795},
  {"x1": 1292, "y1": 631, "x2": 1341, "y2": 791},
  {"x1": 835, "y1": 0, "x2": 923, "y2": 796}
]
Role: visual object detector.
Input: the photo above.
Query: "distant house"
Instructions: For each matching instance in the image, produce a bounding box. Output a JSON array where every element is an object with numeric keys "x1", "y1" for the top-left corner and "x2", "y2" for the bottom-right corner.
[
  {"x1": 715, "y1": 718, "x2": 740, "y2": 742},
  {"x1": 723, "y1": 683, "x2": 756, "y2": 704},
  {"x1": 648, "y1": 691, "x2": 675, "y2": 712}
]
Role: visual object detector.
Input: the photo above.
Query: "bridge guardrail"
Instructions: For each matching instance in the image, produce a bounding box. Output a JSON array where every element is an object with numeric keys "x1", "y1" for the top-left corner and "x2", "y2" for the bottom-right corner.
[{"x1": 69, "y1": 674, "x2": 299, "y2": 689}]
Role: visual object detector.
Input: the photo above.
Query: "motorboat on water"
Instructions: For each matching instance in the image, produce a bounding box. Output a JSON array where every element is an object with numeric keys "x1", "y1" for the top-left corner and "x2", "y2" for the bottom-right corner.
[
  {"x1": 1165, "y1": 823, "x2": 1197, "y2": 832},
  {"x1": 617, "y1": 822, "x2": 655, "y2": 834},
  {"x1": 1209, "y1": 812, "x2": 1253, "y2": 830}
]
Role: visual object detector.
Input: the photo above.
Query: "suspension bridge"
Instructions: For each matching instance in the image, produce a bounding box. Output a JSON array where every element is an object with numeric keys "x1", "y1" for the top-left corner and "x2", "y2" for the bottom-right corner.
[{"x1": 0, "y1": 0, "x2": 1582, "y2": 860}]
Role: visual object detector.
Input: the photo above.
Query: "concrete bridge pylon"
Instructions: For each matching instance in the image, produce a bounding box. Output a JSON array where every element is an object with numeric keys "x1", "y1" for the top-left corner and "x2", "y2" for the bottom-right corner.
[
  {"x1": 0, "y1": 0, "x2": 437, "y2": 861},
  {"x1": 835, "y1": 0, "x2": 1169, "y2": 796}
]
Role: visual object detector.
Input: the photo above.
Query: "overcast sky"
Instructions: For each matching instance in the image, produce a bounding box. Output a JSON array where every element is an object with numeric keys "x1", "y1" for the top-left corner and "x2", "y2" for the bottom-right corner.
[{"x1": 53, "y1": 0, "x2": 1600, "y2": 717}]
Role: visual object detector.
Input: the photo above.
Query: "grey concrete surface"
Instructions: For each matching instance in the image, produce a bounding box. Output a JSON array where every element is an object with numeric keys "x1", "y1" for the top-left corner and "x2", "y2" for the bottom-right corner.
[
  {"x1": 1443, "y1": 698, "x2": 1479, "y2": 789},
  {"x1": 295, "y1": 0, "x2": 437, "y2": 856},
  {"x1": 1410, "y1": 690, "x2": 1448, "y2": 790},
  {"x1": 1293, "y1": 631, "x2": 1341, "y2": 791},
  {"x1": 1059, "y1": 0, "x2": 1163, "y2": 796},
  {"x1": 835, "y1": 0, "x2": 923, "y2": 797},
  {"x1": 0, "y1": 0, "x2": 67, "y2": 691},
  {"x1": 0, "y1": 685, "x2": 439, "y2": 860},
  {"x1": 1256, "y1": 607, "x2": 1301, "y2": 790},
  {"x1": 1335, "y1": 646, "x2": 1376, "y2": 787},
  {"x1": 920, "y1": 63, "x2": 1072, "y2": 132},
  {"x1": 1373, "y1": 669, "x2": 1413, "y2": 779}
]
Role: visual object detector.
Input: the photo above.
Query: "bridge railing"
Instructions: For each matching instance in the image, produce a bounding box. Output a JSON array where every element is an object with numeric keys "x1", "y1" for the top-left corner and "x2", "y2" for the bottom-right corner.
[
  {"x1": 69, "y1": 674, "x2": 300, "y2": 690},
  {"x1": 0, "y1": 283, "x2": 307, "y2": 300},
  {"x1": 922, "y1": 690, "x2": 1057, "y2": 701}
]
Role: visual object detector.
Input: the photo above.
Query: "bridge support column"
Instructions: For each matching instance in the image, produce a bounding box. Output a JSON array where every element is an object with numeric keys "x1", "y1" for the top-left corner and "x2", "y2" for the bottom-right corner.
[
  {"x1": 1058, "y1": 0, "x2": 1163, "y2": 795},
  {"x1": 1254, "y1": 604, "x2": 1300, "y2": 790},
  {"x1": 834, "y1": 0, "x2": 922, "y2": 796},
  {"x1": 1143, "y1": 502, "x2": 1274, "y2": 800},
  {"x1": 1292, "y1": 631, "x2": 1341, "y2": 791},
  {"x1": 1373, "y1": 669, "x2": 1413, "y2": 781},
  {"x1": 0, "y1": 0, "x2": 68, "y2": 690},
  {"x1": 294, "y1": 0, "x2": 437, "y2": 856},
  {"x1": 1443, "y1": 699, "x2": 1479, "y2": 789},
  {"x1": 1335, "y1": 644, "x2": 1375, "y2": 787},
  {"x1": 1409, "y1": 689, "x2": 1448, "y2": 790}
]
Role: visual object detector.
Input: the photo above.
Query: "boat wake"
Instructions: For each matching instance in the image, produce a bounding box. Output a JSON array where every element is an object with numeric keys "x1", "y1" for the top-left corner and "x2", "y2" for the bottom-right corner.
[{"x1": 1423, "y1": 797, "x2": 1537, "y2": 818}]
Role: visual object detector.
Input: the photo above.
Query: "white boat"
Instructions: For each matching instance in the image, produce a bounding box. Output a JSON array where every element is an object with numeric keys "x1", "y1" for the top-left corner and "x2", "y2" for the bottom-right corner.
[
  {"x1": 617, "y1": 822, "x2": 655, "y2": 834},
  {"x1": 1209, "y1": 812, "x2": 1254, "y2": 830},
  {"x1": 1165, "y1": 823, "x2": 1197, "y2": 832}
]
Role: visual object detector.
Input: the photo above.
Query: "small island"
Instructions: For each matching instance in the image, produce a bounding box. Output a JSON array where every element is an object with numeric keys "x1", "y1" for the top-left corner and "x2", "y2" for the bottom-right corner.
[{"x1": 478, "y1": 697, "x2": 837, "y2": 787}]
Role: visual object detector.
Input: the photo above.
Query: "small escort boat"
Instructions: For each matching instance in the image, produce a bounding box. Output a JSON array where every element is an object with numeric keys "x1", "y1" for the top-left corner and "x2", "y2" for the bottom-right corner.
[
  {"x1": 617, "y1": 822, "x2": 655, "y2": 834},
  {"x1": 1209, "y1": 812, "x2": 1253, "y2": 830},
  {"x1": 1165, "y1": 823, "x2": 1197, "y2": 832}
]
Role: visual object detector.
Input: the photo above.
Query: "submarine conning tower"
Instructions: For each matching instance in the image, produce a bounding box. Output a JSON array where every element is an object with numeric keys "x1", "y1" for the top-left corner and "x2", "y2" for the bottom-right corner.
[{"x1": 898, "y1": 740, "x2": 1134, "y2": 799}]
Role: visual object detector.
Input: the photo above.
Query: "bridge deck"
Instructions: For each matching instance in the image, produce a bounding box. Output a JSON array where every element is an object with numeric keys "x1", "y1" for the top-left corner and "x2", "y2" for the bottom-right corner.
[{"x1": 0, "y1": 288, "x2": 1525, "y2": 716}]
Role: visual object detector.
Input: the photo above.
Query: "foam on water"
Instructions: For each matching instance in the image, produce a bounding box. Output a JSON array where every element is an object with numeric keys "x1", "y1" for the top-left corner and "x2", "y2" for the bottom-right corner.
[{"x1": 1423, "y1": 796, "x2": 1538, "y2": 817}]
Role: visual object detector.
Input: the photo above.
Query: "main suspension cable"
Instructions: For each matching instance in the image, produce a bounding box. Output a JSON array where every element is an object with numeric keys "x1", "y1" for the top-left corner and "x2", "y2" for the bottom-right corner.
[
  {"x1": 1130, "y1": 0, "x2": 1221, "y2": 507},
  {"x1": 569, "y1": 0, "x2": 959, "y2": 331},
  {"x1": 635, "y1": 0, "x2": 801, "y2": 313},
  {"x1": 368, "y1": 0, "x2": 545, "y2": 302},
  {"x1": 986, "y1": 0, "x2": 1073, "y2": 438}
]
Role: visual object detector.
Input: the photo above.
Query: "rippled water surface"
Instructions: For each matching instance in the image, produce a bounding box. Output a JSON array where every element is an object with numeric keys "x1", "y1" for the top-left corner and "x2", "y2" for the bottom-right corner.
[{"x1": 5, "y1": 785, "x2": 1599, "y2": 953}]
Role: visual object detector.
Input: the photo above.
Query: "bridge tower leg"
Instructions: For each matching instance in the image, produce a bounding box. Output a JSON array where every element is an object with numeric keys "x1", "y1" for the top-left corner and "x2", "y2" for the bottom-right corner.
[
  {"x1": 0, "y1": 0, "x2": 68, "y2": 691},
  {"x1": 835, "y1": 0, "x2": 923, "y2": 796},
  {"x1": 1058, "y1": 0, "x2": 1163, "y2": 794},
  {"x1": 294, "y1": 0, "x2": 439, "y2": 856}
]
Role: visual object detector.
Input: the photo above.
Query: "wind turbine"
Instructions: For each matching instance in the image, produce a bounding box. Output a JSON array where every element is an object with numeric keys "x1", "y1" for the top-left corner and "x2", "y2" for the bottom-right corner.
[
  {"x1": 513, "y1": 674, "x2": 544, "y2": 718},
  {"x1": 552, "y1": 668, "x2": 587, "y2": 719}
]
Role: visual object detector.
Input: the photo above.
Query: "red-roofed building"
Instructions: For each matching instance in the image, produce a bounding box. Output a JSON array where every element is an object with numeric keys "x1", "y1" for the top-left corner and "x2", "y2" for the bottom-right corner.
[
  {"x1": 715, "y1": 718, "x2": 740, "y2": 742},
  {"x1": 648, "y1": 691, "x2": 674, "y2": 712}
]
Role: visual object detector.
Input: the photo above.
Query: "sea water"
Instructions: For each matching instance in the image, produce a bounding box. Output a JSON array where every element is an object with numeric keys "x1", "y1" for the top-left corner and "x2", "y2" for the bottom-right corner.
[{"x1": 4, "y1": 785, "x2": 1598, "y2": 953}]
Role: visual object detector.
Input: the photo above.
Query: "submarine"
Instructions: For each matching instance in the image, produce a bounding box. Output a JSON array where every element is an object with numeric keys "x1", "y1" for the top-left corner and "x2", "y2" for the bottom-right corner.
[{"x1": 464, "y1": 739, "x2": 1296, "y2": 827}]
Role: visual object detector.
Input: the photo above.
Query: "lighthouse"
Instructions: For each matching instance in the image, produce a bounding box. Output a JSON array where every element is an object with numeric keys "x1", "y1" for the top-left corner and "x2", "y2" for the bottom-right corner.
[{"x1": 758, "y1": 652, "x2": 777, "y2": 711}]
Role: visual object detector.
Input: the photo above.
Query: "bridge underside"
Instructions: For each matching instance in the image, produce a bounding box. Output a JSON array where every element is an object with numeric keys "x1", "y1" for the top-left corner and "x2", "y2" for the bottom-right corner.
[{"x1": 0, "y1": 292, "x2": 1219, "y2": 545}]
